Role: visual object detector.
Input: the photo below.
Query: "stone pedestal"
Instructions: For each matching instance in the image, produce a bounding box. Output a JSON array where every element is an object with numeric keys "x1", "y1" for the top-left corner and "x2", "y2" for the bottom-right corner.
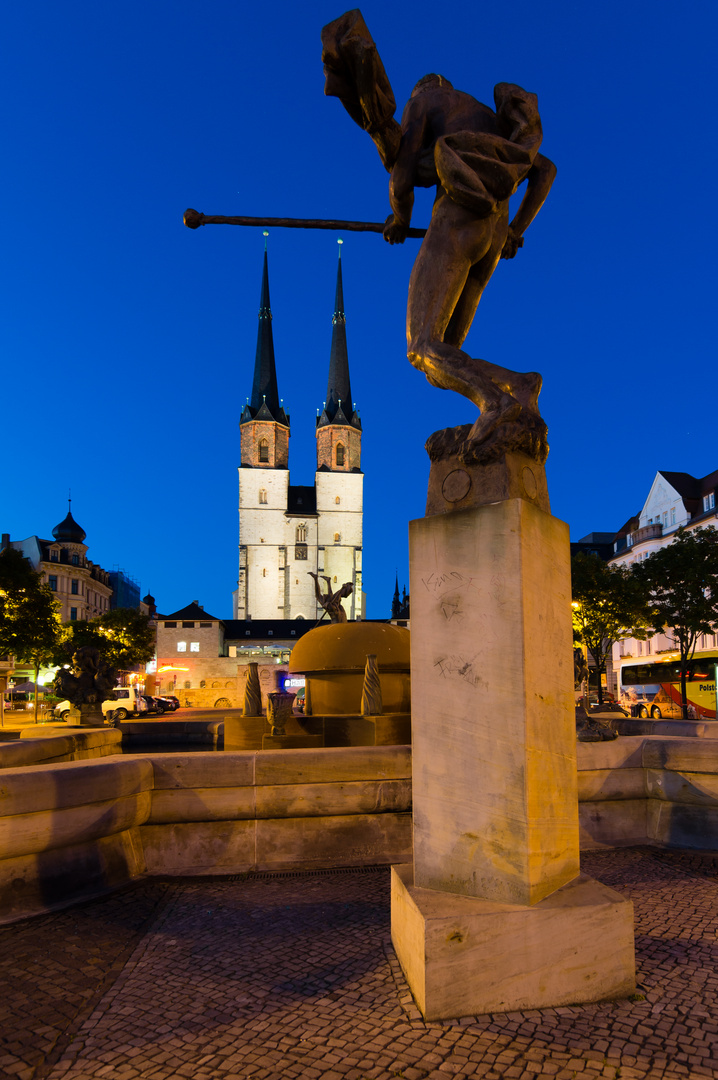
[
  {"x1": 79, "y1": 704, "x2": 104, "y2": 727},
  {"x1": 391, "y1": 864, "x2": 635, "y2": 1020},
  {"x1": 392, "y1": 498, "x2": 635, "y2": 1016}
]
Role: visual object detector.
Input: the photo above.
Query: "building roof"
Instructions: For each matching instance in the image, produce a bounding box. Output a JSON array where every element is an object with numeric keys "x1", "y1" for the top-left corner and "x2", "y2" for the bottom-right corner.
[
  {"x1": 52, "y1": 508, "x2": 86, "y2": 543},
  {"x1": 240, "y1": 245, "x2": 289, "y2": 428},
  {"x1": 658, "y1": 469, "x2": 718, "y2": 516},
  {"x1": 286, "y1": 485, "x2": 317, "y2": 515},
  {"x1": 160, "y1": 601, "x2": 221, "y2": 622},
  {"x1": 223, "y1": 619, "x2": 318, "y2": 643},
  {"x1": 318, "y1": 246, "x2": 361, "y2": 431}
]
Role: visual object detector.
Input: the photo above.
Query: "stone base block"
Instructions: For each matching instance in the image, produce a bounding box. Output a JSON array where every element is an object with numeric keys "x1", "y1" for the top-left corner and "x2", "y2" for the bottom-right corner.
[
  {"x1": 391, "y1": 864, "x2": 635, "y2": 1020},
  {"x1": 262, "y1": 734, "x2": 324, "y2": 749}
]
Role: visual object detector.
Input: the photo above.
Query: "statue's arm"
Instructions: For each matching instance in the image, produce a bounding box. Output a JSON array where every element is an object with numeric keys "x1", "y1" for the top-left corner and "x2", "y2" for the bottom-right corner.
[
  {"x1": 384, "y1": 102, "x2": 426, "y2": 244},
  {"x1": 501, "y1": 152, "x2": 556, "y2": 259}
]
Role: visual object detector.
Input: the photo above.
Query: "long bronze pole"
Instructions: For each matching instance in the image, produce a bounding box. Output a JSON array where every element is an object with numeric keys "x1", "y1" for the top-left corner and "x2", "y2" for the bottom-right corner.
[{"x1": 183, "y1": 207, "x2": 426, "y2": 238}]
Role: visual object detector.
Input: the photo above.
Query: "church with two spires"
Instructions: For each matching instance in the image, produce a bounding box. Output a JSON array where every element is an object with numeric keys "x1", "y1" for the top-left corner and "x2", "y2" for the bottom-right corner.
[{"x1": 232, "y1": 244, "x2": 365, "y2": 622}]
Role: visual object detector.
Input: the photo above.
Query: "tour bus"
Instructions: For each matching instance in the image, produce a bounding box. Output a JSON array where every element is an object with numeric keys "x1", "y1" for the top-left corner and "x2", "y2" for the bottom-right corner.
[{"x1": 618, "y1": 653, "x2": 718, "y2": 719}]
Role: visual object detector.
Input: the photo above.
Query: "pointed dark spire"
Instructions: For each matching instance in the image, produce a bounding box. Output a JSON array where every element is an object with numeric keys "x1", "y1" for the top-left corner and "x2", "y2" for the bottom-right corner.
[
  {"x1": 241, "y1": 240, "x2": 288, "y2": 427},
  {"x1": 319, "y1": 241, "x2": 361, "y2": 429},
  {"x1": 391, "y1": 573, "x2": 401, "y2": 619}
]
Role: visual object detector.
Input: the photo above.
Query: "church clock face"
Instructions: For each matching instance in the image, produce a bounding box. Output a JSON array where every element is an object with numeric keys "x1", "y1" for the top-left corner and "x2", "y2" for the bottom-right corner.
[{"x1": 295, "y1": 544, "x2": 308, "y2": 560}]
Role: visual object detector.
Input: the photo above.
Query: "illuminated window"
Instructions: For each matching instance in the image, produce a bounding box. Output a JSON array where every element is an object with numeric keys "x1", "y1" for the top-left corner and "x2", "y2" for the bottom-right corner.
[
  {"x1": 336, "y1": 443, "x2": 345, "y2": 467},
  {"x1": 262, "y1": 568, "x2": 267, "y2": 577},
  {"x1": 335, "y1": 496, "x2": 341, "y2": 504},
  {"x1": 704, "y1": 493, "x2": 715, "y2": 512},
  {"x1": 177, "y1": 641, "x2": 187, "y2": 652},
  {"x1": 259, "y1": 439, "x2": 269, "y2": 463},
  {"x1": 71, "y1": 579, "x2": 79, "y2": 595},
  {"x1": 49, "y1": 575, "x2": 57, "y2": 591},
  {"x1": 334, "y1": 532, "x2": 340, "y2": 542},
  {"x1": 259, "y1": 489, "x2": 268, "y2": 504},
  {"x1": 190, "y1": 642, "x2": 200, "y2": 653},
  {"x1": 70, "y1": 607, "x2": 77, "y2": 621}
]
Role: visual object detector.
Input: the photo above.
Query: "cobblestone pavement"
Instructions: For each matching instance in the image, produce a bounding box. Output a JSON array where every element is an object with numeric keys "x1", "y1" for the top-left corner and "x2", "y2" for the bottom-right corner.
[{"x1": 2, "y1": 847, "x2": 718, "y2": 1080}]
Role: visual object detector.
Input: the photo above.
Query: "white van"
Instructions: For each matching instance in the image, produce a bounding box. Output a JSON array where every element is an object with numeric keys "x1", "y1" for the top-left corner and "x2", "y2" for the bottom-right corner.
[{"x1": 54, "y1": 687, "x2": 148, "y2": 722}]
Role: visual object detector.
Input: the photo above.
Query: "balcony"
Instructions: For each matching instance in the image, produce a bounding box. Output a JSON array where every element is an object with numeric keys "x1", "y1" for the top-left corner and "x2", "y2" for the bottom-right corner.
[{"x1": 629, "y1": 523, "x2": 663, "y2": 546}]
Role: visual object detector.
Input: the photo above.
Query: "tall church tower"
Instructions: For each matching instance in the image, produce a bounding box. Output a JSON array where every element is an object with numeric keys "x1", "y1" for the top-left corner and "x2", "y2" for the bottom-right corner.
[
  {"x1": 234, "y1": 242, "x2": 292, "y2": 620},
  {"x1": 234, "y1": 241, "x2": 365, "y2": 622},
  {"x1": 315, "y1": 242, "x2": 364, "y2": 620}
]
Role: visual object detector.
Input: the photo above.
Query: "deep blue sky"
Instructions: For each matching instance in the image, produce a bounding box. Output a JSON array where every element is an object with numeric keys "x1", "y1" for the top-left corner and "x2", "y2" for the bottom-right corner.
[{"x1": 3, "y1": 0, "x2": 717, "y2": 619}]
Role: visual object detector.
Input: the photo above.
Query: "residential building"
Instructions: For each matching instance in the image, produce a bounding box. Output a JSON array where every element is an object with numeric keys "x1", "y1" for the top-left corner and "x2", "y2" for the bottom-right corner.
[
  {"x1": 154, "y1": 601, "x2": 315, "y2": 708},
  {"x1": 609, "y1": 468, "x2": 718, "y2": 683},
  {"x1": 1, "y1": 508, "x2": 113, "y2": 622},
  {"x1": 232, "y1": 242, "x2": 365, "y2": 622}
]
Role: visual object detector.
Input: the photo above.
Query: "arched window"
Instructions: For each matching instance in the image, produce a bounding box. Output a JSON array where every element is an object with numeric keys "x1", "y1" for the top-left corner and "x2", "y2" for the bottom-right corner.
[
  {"x1": 334, "y1": 532, "x2": 341, "y2": 543},
  {"x1": 296, "y1": 523, "x2": 307, "y2": 543},
  {"x1": 335, "y1": 496, "x2": 341, "y2": 505},
  {"x1": 335, "y1": 443, "x2": 345, "y2": 467},
  {"x1": 259, "y1": 489, "x2": 268, "y2": 504},
  {"x1": 259, "y1": 439, "x2": 269, "y2": 463}
]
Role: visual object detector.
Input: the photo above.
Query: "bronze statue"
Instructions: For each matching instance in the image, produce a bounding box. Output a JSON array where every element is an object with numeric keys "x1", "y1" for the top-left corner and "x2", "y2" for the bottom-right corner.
[
  {"x1": 322, "y1": 10, "x2": 556, "y2": 465},
  {"x1": 308, "y1": 571, "x2": 353, "y2": 623},
  {"x1": 53, "y1": 646, "x2": 117, "y2": 707}
]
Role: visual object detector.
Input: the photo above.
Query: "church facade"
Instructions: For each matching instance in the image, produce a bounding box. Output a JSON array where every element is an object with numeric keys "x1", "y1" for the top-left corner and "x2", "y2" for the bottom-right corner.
[{"x1": 232, "y1": 244, "x2": 365, "y2": 622}]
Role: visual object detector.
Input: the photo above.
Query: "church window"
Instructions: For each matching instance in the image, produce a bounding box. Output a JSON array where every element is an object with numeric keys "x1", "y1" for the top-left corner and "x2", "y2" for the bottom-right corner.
[
  {"x1": 296, "y1": 523, "x2": 307, "y2": 543},
  {"x1": 333, "y1": 576, "x2": 337, "y2": 583},
  {"x1": 262, "y1": 568, "x2": 267, "y2": 577},
  {"x1": 259, "y1": 439, "x2": 269, "y2": 463},
  {"x1": 190, "y1": 642, "x2": 200, "y2": 652},
  {"x1": 335, "y1": 496, "x2": 341, "y2": 504},
  {"x1": 336, "y1": 443, "x2": 345, "y2": 467},
  {"x1": 177, "y1": 641, "x2": 187, "y2": 652},
  {"x1": 259, "y1": 489, "x2": 268, "y2": 504},
  {"x1": 334, "y1": 532, "x2": 341, "y2": 542}
]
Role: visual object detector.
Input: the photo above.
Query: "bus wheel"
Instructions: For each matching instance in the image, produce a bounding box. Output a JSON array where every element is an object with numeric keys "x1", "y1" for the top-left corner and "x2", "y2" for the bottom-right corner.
[
  {"x1": 651, "y1": 706, "x2": 662, "y2": 719},
  {"x1": 638, "y1": 705, "x2": 649, "y2": 718}
]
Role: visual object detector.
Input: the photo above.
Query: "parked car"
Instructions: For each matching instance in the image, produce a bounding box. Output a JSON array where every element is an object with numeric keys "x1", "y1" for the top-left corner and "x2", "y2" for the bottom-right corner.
[
  {"x1": 158, "y1": 695, "x2": 180, "y2": 711},
  {"x1": 141, "y1": 695, "x2": 167, "y2": 715},
  {"x1": 54, "y1": 687, "x2": 150, "y2": 722}
]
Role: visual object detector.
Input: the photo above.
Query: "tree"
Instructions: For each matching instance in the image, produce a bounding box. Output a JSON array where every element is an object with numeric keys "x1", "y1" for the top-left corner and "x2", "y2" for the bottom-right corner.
[
  {"x1": 571, "y1": 552, "x2": 650, "y2": 705},
  {"x1": 636, "y1": 527, "x2": 718, "y2": 719},
  {"x1": 0, "y1": 548, "x2": 67, "y2": 723},
  {"x1": 55, "y1": 607, "x2": 155, "y2": 674}
]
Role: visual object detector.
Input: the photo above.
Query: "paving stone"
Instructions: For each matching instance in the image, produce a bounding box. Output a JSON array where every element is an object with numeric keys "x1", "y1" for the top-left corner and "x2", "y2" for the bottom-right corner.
[{"x1": 1, "y1": 851, "x2": 718, "y2": 1080}]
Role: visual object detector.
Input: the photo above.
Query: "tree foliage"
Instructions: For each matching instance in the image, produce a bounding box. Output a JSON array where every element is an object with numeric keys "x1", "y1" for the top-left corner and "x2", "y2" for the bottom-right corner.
[
  {"x1": 55, "y1": 608, "x2": 156, "y2": 672},
  {"x1": 636, "y1": 527, "x2": 718, "y2": 718},
  {"x1": 571, "y1": 552, "x2": 650, "y2": 704},
  {"x1": 0, "y1": 548, "x2": 67, "y2": 721}
]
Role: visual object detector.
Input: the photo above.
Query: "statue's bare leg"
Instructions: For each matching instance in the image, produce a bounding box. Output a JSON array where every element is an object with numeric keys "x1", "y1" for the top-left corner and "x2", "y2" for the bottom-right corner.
[
  {"x1": 406, "y1": 196, "x2": 521, "y2": 444},
  {"x1": 442, "y1": 206, "x2": 542, "y2": 425}
]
